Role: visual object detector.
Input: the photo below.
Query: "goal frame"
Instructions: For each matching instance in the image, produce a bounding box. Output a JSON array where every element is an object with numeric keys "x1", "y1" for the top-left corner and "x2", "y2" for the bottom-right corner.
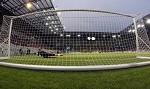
[{"x1": 0, "y1": 9, "x2": 150, "y2": 71}]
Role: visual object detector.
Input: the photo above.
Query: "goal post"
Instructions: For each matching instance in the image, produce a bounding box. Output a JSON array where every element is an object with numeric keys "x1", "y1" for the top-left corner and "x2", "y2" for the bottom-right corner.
[
  {"x1": 0, "y1": 10, "x2": 150, "y2": 68},
  {"x1": 0, "y1": 15, "x2": 12, "y2": 59}
]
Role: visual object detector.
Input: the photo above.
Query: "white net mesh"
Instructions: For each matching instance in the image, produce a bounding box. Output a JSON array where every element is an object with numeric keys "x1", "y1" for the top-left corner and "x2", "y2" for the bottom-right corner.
[
  {"x1": 136, "y1": 18, "x2": 150, "y2": 59},
  {"x1": 0, "y1": 10, "x2": 150, "y2": 66},
  {"x1": 0, "y1": 16, "x2": 11, "y2": 59}
]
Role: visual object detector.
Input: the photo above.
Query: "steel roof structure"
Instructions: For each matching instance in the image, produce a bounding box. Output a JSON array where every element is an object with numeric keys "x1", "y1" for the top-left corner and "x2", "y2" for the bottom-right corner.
[
  {"x1": 0, "y1": 0, "x2": 64, "y2": 34},
  {"x1": 0, "y1": 0, "x2": 55, "y2": 15}
]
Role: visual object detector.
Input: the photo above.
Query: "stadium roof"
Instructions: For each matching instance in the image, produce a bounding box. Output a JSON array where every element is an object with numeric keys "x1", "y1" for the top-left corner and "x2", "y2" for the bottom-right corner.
[
  {"x1": 0, "y1": 0, "x2": 64, "y2": 34},
  {"x1": 0, "y1": 0, "x2": 55, "y2": 15}
]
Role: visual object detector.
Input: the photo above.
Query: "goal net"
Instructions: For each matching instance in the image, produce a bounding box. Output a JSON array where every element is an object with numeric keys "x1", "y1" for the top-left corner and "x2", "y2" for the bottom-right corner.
[{"x1": 0, "y1": 10, "x2": 150, "y2": 66}]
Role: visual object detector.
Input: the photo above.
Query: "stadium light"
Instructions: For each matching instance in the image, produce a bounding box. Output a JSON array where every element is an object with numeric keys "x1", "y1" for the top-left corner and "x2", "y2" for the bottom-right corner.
[
  {"x1": 51, "y1": 30, "x2": 53, "y2": 32},
  {"x1": 36, "y1": 4, "x2": 39, "y2": 8},
  {"x1": 118, "y1": 35, "x2": 121, "y2": 37},
  {"x1": 141, "y1": 24, "x2": 144, "y2": 27},
  {"x1": 128, "y1": 30, "x2": 132, "y2": 33},
  {"x1": 26, "y1": 2, "x2": 32, "y2": 9},
  {"x1": 137, "y1": 24, "x2": 145, "y2": 28},
  {"x1": 49, "y1": 26, "x2": 52, "y2": 29},
  {"x1": 45, "y1": 23, "x2": 48, "y2": 25},
  {"x1": 92, "y1": 37, "x2": 96, "y2": 40},
  {"x1": 56, "y1": 28, "x2": 58, "y2": 30},
  {"x1": 57, "y1": 12, "x2": 61, "y2": 15},
  {"x1": 132, "y1": 30, "x2": 135, "y2": 32},
  {"x1": 1, "y1": 2, "x2": 3, "y2": 6},
  {"x1": 78, "y1": 35, "x2": 81, "y2": 37},
  {"x1": 112, "y1": 35, "x2": 116, "y2": 38},
  {"x1": 48, "y1": 16, "x2": 51, "y2": 19},
  {"x1": 43, "y1": 10, "x2": 46, "y2": 12},
  {"x1": 60, "y1": 34, "x2": 63, "y2": 36},
  {"x1": 137, "y1": 24, "x2": 141, "y2": 28},
  {"x1": 146, "y1": 19, "x2": 150, "y2": 24},
  {"x1": 87, "y1": 37, "x2": 91, "y2": 40},
  {"x1": 103, "y1": 35, "x2": 106, "y2": 37},
  {"x1": 66, "y1": 35, "x2": 71, "y2": 37}
]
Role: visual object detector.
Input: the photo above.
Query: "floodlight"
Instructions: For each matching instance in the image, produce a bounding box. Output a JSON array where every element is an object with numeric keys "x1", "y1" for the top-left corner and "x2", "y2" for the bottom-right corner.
[
  {"x1": 128, "y1": 30, "x2": 132, "y2": 33},
  {"x1": 87, "y1": 37, "x2": 91, "y2": 40},
  {"x1": 132, "y1": 30, "x2": 135, "y2": 32},
  {"x1": 78, "y1": 35, "x2": 81, "y2": 37},
  {"x1": 26, "y1": 2, "x2": 32, "y2": 9},
  {"x1": 118, "y1": 35, "x2": 121, "y2": 37},
  {"x1": 141, "y1": 24, "x2": 144, "y2": 27},
  {"x1": 137, "y1": 24, "x2": 141, "y2": 28},
  {"x1": 66, "y1": 35, "x2": 71, "y2": 37},
  {"x1": 103, "y1": 35, "x2": 106, "y2": 37},
  {"x1": 60, "y1": 34, "x2": 63, "y2": 36},
  {"x1": 112, "y1": 35, "x2": 116, "y2": 38},
  {"x1": 56, "y1": 28, "x2": 58, "y2": 30},
  {"x1": 57, "y1": 12, "x2": 61, "y2": 15},
  {"x1": 146, "y1": 19, "x2": 150, "y2": 24},
  {"x1": 92, "y1": 37, "x2": 96, "y2": 40},
  {"x1": 45, "y1": 23, "x2": 48, "y2": 25},
  {"x1": 43, "y1": 10, "x2": 46, "y2": 12},
  {"x1": 48, "y1": 16, "x2": 51, "y2": 19}
]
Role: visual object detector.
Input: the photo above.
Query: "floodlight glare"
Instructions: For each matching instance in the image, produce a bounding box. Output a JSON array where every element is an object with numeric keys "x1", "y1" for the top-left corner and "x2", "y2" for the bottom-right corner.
[
  {"x1": 66, "y1": 35, "x2": 71, "y2": 37},
  {"x1": 78, "y1": 35, "x2": 81, "y2": 37},
  {"x1": 48, "y1": 16, "x2": 51, "y2": 19},
  {"x1": 146, "y1": 19, "x2": 150, "y2": 24},
  {"x1": 141, "y1": 24, "x2": 144, "y2": 27},
  {"x1": 103, "y1": 35, "x2": 106, "y2": 37},
  {"x1": 26, "y1": 2, "x2": 32, "y2": 9},
  {"x1": 49, "y1": 27, "x2": 52, "y2": 29},
  {"x1": 92, "y1": 37, "x2": 96, "y2": 40},
  {"x1": 45, "y1": 23, "x2": 48, "y2": 25},
  {"x1": 118, "y1": 35, "x2": 121, "y2": 37},
  {"x1": 112, "y1": 35, "x2": 116, "y2": 38},
  {"x1": 57, "y1": 12, "x2": 61, "y2": 15},
  {"x1": 60, "y1": 34, "x2": 63, "y2": 36},
  {"x1": 137, "y1": 24, "x2": 141, "y2": 28},
  {"x1": 132, "y1": 30, "x2": 135, "y2": 32},
  {"x1": 87, "y1": 37, "x2": 91, "y2": 40},
  {"x1": 128, "y1": 30, "x2": 132, "y2": 33},
  {"x1": 56, "y1": 28, "x2": 58, "y2": 30}
]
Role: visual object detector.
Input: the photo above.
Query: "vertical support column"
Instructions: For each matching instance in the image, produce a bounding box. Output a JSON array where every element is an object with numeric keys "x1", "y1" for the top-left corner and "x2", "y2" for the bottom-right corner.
[
  {"x1": 133, "y1": 17, "x2": 139, "y2": 56},
  {"x1": 8, "y1": 18, "x2": 13, "y2": 58}
]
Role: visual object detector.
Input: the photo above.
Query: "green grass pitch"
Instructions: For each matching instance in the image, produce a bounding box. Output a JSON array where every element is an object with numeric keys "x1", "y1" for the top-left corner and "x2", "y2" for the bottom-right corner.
[
  {"x1": 0, "y1": 65, "x2": 150, "y2": 89},
  {"x1": 0, "y1": 52, "x2": 150, "y2": 89},
  {"x1": 0, "y1": 52, "x2": 149, "y2": 66}
]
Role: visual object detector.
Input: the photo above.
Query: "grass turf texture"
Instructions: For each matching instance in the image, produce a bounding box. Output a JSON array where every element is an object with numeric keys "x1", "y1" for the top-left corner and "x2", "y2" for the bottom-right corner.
[
  {"x1": 0, "y1": 65, "x2": 150, "y2": 89},
  {"x1": 0, "y1": 52, "x2": 150, "y2": 66}
]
